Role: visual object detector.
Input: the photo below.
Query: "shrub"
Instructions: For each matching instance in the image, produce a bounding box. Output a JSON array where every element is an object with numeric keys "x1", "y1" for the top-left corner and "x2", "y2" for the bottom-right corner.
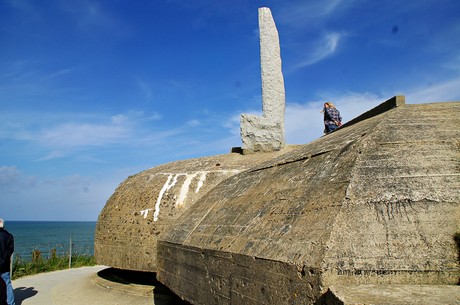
[{"x1": 12, "y1": 248, "x2": 96, "y2": 280}]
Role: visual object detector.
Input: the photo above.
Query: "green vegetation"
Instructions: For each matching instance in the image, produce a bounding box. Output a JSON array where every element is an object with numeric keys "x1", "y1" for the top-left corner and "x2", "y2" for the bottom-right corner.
[{"x1": 12, "y1": 249, "x2": 96, "y2": 280}]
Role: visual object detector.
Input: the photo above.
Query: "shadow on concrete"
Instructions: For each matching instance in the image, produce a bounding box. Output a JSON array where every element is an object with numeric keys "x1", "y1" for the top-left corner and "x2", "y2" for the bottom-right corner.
[
  {"x1": 97, "y1": 267, "x2": 156, "y2": 286},
  {"x1": 13, "y1": 286, "x2": 38, "y2": 305},
  {"x1": 97, "y1": 268, "x2": 190, "y2": 305}
]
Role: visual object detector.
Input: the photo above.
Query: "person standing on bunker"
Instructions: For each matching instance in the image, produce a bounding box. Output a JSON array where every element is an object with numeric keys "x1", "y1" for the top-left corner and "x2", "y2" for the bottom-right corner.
[{"x1": 322, "y1": 102, "x2": 342, "y2": 134}]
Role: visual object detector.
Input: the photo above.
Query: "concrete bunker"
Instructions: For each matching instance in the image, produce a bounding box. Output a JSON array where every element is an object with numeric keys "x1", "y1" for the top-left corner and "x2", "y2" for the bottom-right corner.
[
  {"x1": 94, "y1": 5, "x2": 460, "y2": 304},
  {"x1": 156, "y1": 98, "x2": 460, "y2": 304}
]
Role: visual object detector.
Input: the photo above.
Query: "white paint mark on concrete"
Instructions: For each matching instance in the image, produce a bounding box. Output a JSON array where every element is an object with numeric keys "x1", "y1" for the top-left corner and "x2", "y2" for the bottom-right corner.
[
  {"x1": 153, "y1": 174, "x2": 178, "y2": 221},
  {"x1": 140, "y1": 208, "x2": 153, "y2": 219},
  {"x1": 177, "y1": 173, "x2": 196, "y2": 207},
  {"x1": 196, "y1": 172, "x2": 207, "y2": 193},
  {"x1": 148, "y1": 170, "x2": 242, "y2": 221}
]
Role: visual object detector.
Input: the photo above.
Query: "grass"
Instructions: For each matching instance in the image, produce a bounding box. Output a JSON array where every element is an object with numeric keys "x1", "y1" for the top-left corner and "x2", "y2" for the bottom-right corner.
[{"x1": 12, "y1": 249, "x2": 96, "y2": 280}]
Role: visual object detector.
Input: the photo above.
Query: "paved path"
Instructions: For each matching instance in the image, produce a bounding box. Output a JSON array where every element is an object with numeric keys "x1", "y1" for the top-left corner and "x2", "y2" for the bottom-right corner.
[{"x1": 12, "y1": 266, "x2": 184, "y2": 305}]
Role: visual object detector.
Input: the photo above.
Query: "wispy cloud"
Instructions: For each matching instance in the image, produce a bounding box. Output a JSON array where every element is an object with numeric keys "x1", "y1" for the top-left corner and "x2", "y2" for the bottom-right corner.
[
  {"x1": 40, "y1": 69, "x2": 74, "y2": 82},
  {"x1": 0, "y1": 111, "x2": 143, "y2": 159},
  {"x1": 277, "y1": 0, "x2": 351, "y2": 27},
  {"x1": 0, "y1": 107, "x2": 215, "y2": 163},
  {"x1": 0, "y1": 61, "x2": 78, "y2": 100},
  {"x1": 1, "y1": 61, "x2": 42, "y2": 82},
  {"x1": 136, "y1": 79, "x2": 154, "y2": 100},
  {"x1": 292, "y1": 32, "x2": 344, "y2": 69},
  {"x1": 38, "y1": 119, "x2": 130, "y2": 150},
  {"x1": 38, "y1": 151, "x2": 66, "y2": 161},
  {"x1": 34, "y1": 111, "x2": 166, "y2": 151}
]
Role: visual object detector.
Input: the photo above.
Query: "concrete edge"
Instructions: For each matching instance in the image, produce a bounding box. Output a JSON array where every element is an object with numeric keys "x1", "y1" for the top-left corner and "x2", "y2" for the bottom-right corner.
[
  {"x1": 92, "y1": 272, "x2": 155, "y2": 297},
  {"x1": 340, "y1": 95, "x2": 405, "y2": 130}
]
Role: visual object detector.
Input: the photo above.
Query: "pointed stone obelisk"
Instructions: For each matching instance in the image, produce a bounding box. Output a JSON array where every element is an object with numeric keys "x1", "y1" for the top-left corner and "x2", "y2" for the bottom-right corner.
[{"x1": 240, "y1": 7, "x2": 286, "y2": 154}]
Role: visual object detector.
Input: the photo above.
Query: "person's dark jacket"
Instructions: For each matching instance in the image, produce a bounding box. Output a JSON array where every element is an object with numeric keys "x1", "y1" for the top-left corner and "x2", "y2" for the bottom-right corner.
[{"x1": 0, "y1": 228, "x2": 14, "y2": 273}]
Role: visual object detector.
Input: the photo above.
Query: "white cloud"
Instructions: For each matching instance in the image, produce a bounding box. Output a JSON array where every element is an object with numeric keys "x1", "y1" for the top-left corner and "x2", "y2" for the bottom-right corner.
[
  {"x1": 285, "y1": 102, "x2": 324, "y2": 144},
  {"x1": 0, "y1": 107, "x2": 205, "y2": 163},
  {"x1": 39, "y1": 122, "x2": 130, "y2": 149},
  {"x1": 320, "y1": 92, "x2": 384, "y2": 121},
  {"x1": 223, "y1": 113, "x2": 243, "y2": 136},
  {"x1": 0, "y1": 109, "x2": 171, "y2": 159},
  {"x1": 38, "y1": 151, "x2": 66, "y2": 161},
  {"x1": 186, "y1": 119, "x2": 200, "y2": 127},
  {"x1": 148, "y1": 113, "x2": 163, "y2": 121},
  {"x1": 111, "y1": 114, "x2": 128, "y2": 124},
  {"x1": 284, "y1": 84, "x2": 460, "y2": 145},
  {"x1": 285, "y1": 92, "x2": 384, "y2": 144},
  {"x1": 406, "y1": 77, "x2": 460, "y2": 104},
  {"x1": 293, "y1": 32, "x2": 344, "y2": 69}
]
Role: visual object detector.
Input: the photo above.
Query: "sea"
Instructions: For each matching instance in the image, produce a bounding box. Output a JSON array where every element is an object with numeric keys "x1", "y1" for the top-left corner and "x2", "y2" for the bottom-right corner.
[{"x1": 4, "y1": 221, "x2": 96, "y2": 261}]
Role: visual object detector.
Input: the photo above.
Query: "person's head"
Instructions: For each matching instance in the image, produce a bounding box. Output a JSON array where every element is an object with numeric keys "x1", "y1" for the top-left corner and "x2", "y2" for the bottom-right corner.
[
  {"x1": 324, "y1": 102, "x2": 336, "y2": 109},
  {"x1": 0, "y1": 219, "x2": 4, "y2": 228}
]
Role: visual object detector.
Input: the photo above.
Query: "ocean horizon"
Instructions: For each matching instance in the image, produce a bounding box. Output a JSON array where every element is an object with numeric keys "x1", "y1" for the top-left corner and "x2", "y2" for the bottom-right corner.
[{"x1": 4, "y1": 221, "x2": 96, "y2": 261}]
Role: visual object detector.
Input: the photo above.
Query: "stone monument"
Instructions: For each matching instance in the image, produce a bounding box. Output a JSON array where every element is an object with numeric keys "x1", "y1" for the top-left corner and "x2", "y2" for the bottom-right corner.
[{"x1": 240, "y1": 7, "x2": 286, "y2": 154}]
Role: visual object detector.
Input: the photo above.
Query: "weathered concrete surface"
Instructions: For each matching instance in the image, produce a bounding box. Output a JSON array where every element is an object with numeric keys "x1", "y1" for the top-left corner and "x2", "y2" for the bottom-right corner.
[
  {"x1": 157, "y1": 99, "x2": 460, "y2": 304},
  {"x1": 320, "y1": 284, "x2": 460, "y2": 305},
  {"x1": 95, "y1": 147, "x2": 300, "y2": 272},
  {"x1": 241, "y1": 7, "x2": 285, "y2": 154}
]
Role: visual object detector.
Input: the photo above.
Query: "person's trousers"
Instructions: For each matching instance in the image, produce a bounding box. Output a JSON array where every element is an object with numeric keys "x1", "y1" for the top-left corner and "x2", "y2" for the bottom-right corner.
[
  {"x1": 324, "y1": 123, "x2": 338, "y2": 133},
  {"x1": 0, "y1": 273, "x2": 15, "y2": 305}
]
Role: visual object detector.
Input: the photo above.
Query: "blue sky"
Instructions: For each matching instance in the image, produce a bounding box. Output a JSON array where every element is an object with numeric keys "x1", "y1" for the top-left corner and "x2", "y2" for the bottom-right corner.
[{"x1": 1, "y1": 0, "x2": 459, "y2": 221}]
